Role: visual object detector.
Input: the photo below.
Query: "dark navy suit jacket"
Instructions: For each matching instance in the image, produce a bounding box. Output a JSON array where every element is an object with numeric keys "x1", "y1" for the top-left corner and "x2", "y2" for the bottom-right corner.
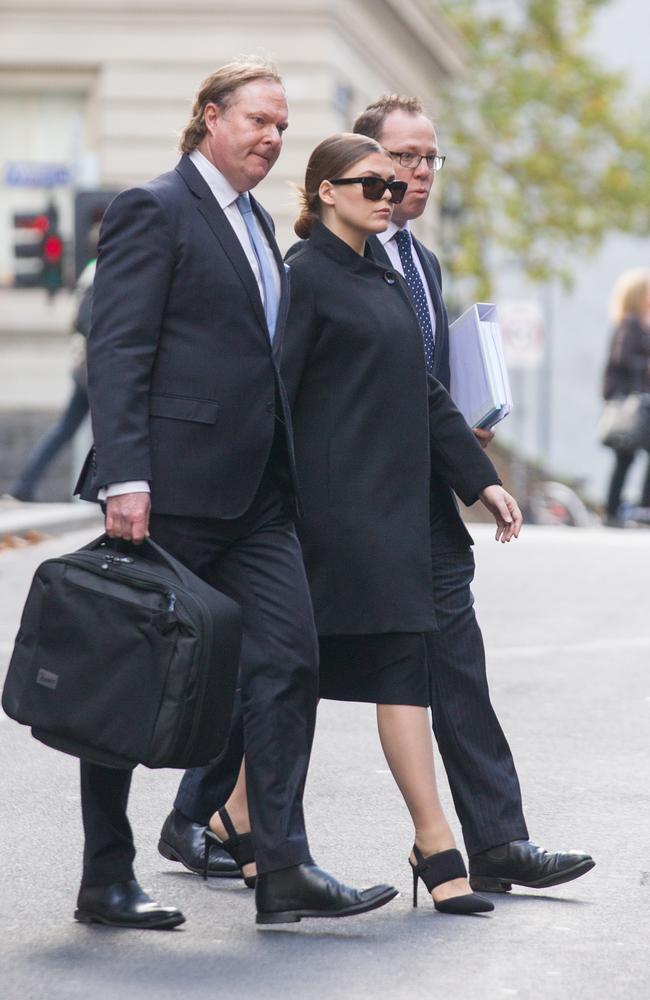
[{"x1": 77, "y1": 154, "x2": 298, "y2": 519}]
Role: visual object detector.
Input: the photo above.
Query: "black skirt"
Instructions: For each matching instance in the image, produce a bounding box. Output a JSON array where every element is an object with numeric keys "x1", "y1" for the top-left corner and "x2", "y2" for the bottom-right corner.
[{"x1": 318, "y1": 632, "x2": 429, "y2": 706}]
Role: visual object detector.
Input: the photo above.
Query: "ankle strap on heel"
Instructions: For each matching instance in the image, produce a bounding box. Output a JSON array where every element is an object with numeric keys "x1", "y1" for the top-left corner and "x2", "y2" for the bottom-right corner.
[
  {"x1": 412, "y1": 847, "x2": 467, "y2": 891},
  {"x1": 215, "y1": 808, "x2": 255, "y2": 868},
  {"x1": 218, "y1": 808, "x2": 240, "y2": 844}
]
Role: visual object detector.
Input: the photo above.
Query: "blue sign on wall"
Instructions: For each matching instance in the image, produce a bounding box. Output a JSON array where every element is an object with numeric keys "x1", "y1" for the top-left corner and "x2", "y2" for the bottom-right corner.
[{"x1": 5, "y1": 162, "x2": 72, "y2": 188}]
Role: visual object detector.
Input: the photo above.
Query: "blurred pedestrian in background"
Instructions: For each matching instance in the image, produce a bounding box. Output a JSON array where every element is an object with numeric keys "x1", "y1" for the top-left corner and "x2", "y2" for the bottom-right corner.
[
  {"x1": 6, "y1": 249, "x2": 96, "y2": 503},
  {"x1": 602, "y1": 267, "x2": 650, "y2": 527}
]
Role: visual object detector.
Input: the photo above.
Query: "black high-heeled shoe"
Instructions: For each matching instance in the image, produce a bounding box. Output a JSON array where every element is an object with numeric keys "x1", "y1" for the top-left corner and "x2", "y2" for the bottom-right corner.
[
  {"x1": 204, "y1": 807, "x2": 257, "y2": 888},
  {"x1": 410, "y1": 846, "x2": 494, "y2": 915}
]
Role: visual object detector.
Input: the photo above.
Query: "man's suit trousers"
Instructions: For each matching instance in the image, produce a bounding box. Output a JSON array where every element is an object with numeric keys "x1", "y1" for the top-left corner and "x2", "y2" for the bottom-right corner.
[
  {"x1": 80, "y1": 472, "x2": 319, "y2": 885},
  {"x1": 174, "y1": 548, "x2": 528, "y2": 858},
  {"x1": 426, "y1": 547, "x2": 528, "y2": 856}
]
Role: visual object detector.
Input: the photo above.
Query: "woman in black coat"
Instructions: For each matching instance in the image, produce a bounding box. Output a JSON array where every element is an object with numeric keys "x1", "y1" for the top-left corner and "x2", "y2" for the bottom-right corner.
[
  {"x1": 602, "y1": 268, "x2": 650, "y2": 525},
  {"x1": 279, "y1": 134, "x2": 521, "y2": 914},
  {"x1": 207, "y1": 134, "x2": 521, "y2": 915}
]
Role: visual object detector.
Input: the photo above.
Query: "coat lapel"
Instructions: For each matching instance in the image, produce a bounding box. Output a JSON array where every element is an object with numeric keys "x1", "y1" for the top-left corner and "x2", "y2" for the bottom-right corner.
[
  {"x1": 367, "y1": 234, "x2": 391, "y2": 267},
  {"x1": 175, "y1": 156, "x2": 269, "y2": 339},
  {"x1": 369, "y1": 232, "x2": 450, "y2": 382},
  {"x1": 369, "y1": 229, "x2": 447, "y2": 337}
]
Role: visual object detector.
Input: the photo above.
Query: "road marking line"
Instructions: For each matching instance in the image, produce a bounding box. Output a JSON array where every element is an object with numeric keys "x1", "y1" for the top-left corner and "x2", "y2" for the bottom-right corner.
[{"x1": 492, "y1": 635, "x2": 650, "y2": 659}]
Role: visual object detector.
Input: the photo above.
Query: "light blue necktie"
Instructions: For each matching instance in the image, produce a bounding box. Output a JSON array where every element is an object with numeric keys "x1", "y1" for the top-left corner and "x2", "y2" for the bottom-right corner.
[
  {"x1": 394, "y1": 228, "x2": 435, "y2": 373},
  {"x1": 236, "y1": 193, "x2": 279, "y2": 341}
]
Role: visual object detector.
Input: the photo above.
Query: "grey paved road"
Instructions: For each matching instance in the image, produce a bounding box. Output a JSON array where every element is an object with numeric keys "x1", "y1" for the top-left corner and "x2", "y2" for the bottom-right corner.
[{"x1": 1, "y1": 525, "x2": 649, "y2": 1000}]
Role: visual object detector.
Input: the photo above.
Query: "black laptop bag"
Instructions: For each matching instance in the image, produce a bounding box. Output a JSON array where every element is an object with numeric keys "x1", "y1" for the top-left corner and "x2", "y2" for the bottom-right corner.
[{"x1": 2, "y1": 534, "x2": 242, "y2": 769}]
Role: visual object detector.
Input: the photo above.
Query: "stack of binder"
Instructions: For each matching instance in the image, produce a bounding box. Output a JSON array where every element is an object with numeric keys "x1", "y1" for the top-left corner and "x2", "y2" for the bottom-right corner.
[{"x1": 448, "y1": 303, "x2": 513, "y2": 430}]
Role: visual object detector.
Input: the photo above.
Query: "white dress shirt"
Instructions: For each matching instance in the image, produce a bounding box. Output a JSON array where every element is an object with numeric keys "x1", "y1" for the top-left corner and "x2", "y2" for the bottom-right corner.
[
  {"x1": 189, "y1": 149, "x2": 280, "y2": 303},
  {"x1": 101, "y1": 149, "x2": 280, "y2": 501},
  {"x1": 377, "y1": 221, "x2": 436, "y2": 340}
]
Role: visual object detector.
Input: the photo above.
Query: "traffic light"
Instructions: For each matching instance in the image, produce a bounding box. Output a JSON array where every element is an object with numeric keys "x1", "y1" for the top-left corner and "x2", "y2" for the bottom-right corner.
[
  {"x1": 42, "y1": 230, "x2": 64, "y2": 297},
  {"x1": 13, "y1": 210, "x2": 50, "y2": 288},
  {"x1": 12, "y1": 205, "x2": 64, "y2": 296}
]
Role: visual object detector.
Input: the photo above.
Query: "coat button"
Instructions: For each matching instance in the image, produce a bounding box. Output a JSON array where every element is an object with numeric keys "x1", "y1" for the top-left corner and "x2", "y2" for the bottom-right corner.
[
  {"x1": 266, "y1": 401, "x2": 275, "y2": 412},
  {"x1": 383, "y1": 270, "x2": 396, "y2": 285}
]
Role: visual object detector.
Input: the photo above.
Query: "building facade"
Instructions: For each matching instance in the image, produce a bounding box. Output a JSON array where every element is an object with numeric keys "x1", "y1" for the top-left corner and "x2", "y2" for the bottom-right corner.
[
  {"x1": 0, "y1": 0, "x2": 462, "y2": 273},
  {"x1": 0, "y1": 0, "x2": 461, "y2": 498}
]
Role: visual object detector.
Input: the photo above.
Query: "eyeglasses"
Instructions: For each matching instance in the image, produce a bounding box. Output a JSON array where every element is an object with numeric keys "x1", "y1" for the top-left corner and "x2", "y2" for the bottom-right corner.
[
  {"x1": 387, "y1": 152, "x2": 446, "y2": 172},
  {"x1": 329, "y1": 176, "x2": 408, "y2": 204}
]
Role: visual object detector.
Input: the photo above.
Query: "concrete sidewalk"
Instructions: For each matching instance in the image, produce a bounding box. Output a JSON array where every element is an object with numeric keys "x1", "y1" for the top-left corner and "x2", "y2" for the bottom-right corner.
[
  {"x1": 0, "y1": 288, "x2": 75, "y2": 338},
  {"x1": 0, "y1": 497, "x2": 101, "y2": 545},
  {"x1": 0, "y1": 289, "x2": 76, "y2": 412}
]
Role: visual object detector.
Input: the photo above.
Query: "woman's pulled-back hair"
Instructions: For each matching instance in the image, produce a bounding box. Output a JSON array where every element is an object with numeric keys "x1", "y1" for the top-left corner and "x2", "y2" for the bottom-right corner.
[
  {"x1": 180, "y1": 56, "x2": 283, "y2": 154},
  {"x1": 294, "y1": 132, "x2": 385, "y2": 239}
]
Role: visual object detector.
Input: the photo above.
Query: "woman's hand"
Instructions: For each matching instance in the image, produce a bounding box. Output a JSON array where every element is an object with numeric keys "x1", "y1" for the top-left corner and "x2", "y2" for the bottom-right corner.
[{"x1": 478, "y1": 485, "x2": 523, "y2": 542}]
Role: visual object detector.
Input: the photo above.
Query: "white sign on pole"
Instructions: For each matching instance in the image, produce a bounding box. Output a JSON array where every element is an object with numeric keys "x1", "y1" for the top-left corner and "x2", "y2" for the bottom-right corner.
[{"x1": 499, "y1": 300, "x2": 545, "y2": 370}]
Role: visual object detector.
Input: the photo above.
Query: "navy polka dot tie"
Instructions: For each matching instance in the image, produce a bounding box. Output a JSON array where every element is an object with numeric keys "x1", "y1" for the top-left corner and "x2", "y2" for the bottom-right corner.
[{"x1": 394, "y1": 228, "x2": 435, "y2": 373}]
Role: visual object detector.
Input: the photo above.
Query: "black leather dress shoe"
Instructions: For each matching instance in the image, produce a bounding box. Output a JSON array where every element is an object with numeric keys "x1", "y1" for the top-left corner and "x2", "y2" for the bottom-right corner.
[
  {"x1": 255, "y1": 863, "x2": 398, "y2": 924},
  {"x1": 469, "y1": 840, "x2": 595, "y2": 892},
  {"x1": 75, "y1": 879, "x2": 185, "y2": 929},
  {"x1": 158, "y1": 809, "x2": 241, "y2": 878}
]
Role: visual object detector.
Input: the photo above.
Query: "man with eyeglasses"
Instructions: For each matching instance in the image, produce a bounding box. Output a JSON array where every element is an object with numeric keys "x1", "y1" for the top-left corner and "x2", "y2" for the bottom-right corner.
[{"x1": 352, "y1": 95, "x2": 594, "y2": 894}]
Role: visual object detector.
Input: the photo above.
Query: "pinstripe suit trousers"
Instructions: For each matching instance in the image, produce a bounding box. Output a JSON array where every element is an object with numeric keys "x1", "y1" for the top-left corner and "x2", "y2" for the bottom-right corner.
[{"x1": 425, "y1": 547, "x2": 528, "y2": 855}]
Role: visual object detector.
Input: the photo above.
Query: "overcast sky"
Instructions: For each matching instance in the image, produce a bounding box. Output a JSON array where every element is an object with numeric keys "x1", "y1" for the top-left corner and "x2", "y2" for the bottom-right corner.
[{"x1": 588, "y1": 0, "x2": 650, "y2": 91}]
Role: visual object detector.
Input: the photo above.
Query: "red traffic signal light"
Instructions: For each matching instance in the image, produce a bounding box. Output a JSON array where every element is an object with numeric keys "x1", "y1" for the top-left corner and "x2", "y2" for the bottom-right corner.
[
  {"x1": 12, "y1": 205, "x2": 65, "y2": 294},
  {"x1": 43, "y1": 235, "x2": 63, "y2": 264},
  {"x1": 42, "y1": 231, "x2": 64, "y2": 297},
  {"x1": 14, "y1": 212, "x2": 50, "y2": 233}
]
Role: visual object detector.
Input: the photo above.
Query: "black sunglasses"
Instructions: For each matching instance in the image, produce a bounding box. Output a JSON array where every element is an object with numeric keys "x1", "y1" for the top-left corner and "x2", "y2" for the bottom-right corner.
[{"x1": 329, "y1": 176, "x2": 408, "y2": 204}]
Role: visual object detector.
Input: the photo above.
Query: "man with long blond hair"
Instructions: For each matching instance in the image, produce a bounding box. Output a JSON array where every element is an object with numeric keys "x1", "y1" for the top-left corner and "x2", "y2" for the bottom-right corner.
[{"x1": 75, "y1": 58, "x2": 396, "y2": 930}]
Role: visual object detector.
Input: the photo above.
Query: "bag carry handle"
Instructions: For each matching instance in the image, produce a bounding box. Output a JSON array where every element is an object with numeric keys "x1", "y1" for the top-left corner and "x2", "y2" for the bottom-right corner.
[{"x1": 82, "y1": 533, "x2": 183, "y2": 577}]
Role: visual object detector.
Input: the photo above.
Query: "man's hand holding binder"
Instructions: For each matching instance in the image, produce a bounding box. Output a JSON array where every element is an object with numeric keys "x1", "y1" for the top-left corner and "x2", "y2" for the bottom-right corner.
[{"x1": 474, "y1": 426, "x2": 496, "y2": 449}]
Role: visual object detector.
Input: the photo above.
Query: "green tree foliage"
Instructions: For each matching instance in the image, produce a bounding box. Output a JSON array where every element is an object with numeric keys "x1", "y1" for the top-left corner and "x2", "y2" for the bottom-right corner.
[{"x1": 437, "y1": 0, "x2": 650, "y2": 297}]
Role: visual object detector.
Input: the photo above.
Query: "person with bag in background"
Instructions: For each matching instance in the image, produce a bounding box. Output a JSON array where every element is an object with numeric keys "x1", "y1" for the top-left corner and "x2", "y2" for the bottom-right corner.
[{"x1": 601, "y1": 267, "x2": 650, "y2": 527}]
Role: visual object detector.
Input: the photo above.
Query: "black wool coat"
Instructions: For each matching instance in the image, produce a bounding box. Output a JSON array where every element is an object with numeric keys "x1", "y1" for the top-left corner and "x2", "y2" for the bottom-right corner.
[
  {"x1": 368, "y1": 233, "x2": 472, "y2": 552},
  {"x1": 280, "y1": 222, "x2": 499, "y2": 635}
]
